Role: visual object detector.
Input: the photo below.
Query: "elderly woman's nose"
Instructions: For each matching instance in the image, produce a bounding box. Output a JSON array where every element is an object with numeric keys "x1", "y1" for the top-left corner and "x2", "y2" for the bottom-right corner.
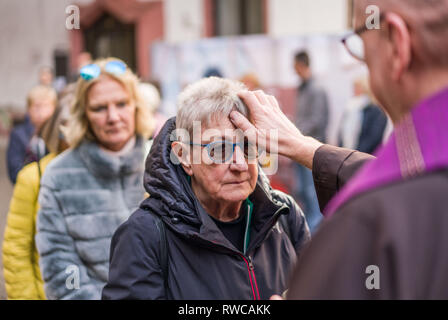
[{"x1": 230, "y1": 145, "x2": 248, "y2": 171}]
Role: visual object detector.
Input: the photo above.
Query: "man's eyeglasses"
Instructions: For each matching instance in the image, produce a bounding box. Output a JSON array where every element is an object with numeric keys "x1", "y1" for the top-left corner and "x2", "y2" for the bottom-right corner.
[
  {"x1": 189, "y1": 140, "x2": 261, "y2": 164},
  {"x1": 79, "y1": 60, "x2": 127, "y2": 81},
  {"x1": 341, "y1": 13, "x2": 385, "y2": 62}
]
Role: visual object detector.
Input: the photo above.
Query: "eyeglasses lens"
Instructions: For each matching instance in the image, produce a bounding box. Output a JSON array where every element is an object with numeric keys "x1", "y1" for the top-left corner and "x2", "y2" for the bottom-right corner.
[
  {"x1": 79, "y1": 64, "x2": 101, "y2": 81},
  {"x1": 345, "y1": 34, "x2": 365, "y2": 61},
  {"x1": 105, "y1": 61, "x2": 127, "y2": 75},
  {"x1": 209, "y1": 142, "x2": 232, "y2": 163}
]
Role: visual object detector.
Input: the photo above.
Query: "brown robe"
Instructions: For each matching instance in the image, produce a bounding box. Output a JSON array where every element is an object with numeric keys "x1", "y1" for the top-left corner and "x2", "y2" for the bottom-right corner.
[{"x1": 287, "y1": 144, "x2": 448, "y2": 299}]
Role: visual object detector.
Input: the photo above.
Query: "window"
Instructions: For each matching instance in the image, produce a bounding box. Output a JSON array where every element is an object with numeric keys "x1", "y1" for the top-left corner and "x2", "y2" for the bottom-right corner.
[
  {"x1": 214, "y1": 0, "x2": 264, "y2": 36},
  {"x1": 54, "y1": 50, "x2": 69, "y2": 79},
  {"x1": 84, "y1": 13, "x2": 136, "y2": 72},
  {"x1": 347, "y1": 0, "x2": 354, "y2": 28}
]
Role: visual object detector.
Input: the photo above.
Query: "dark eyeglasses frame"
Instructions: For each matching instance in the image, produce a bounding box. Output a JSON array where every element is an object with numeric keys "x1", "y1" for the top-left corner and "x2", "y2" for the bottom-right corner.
[
  {"x1": 189, "y1": 141, "x2": 259, "y2": 164},
  {"x1": 341, "y1": 13, "x2": 385, "y2": 61}
]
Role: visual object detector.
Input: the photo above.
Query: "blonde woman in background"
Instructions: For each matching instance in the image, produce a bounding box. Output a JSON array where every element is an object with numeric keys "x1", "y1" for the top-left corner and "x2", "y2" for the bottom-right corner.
[{"x1": 35, "y1": 58, "x2": 153, "y2": 300}]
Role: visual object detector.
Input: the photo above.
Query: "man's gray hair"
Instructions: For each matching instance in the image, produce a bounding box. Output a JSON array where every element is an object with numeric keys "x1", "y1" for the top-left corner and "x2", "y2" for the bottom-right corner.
[{"x1": 176, "y1": 77, "x2": 249, "y2": 140}]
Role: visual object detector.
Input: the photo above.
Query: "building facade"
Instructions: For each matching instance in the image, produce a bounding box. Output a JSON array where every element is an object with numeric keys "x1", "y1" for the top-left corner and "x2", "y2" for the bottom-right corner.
[{"x1": 0, "y1": 0, "x2": 351, "y2": 111}]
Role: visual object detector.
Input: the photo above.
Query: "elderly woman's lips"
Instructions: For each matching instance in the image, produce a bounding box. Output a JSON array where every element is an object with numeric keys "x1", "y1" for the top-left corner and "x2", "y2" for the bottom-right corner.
[{"x1": 227, "y1": 180, "x2": 246, "y2": 185}]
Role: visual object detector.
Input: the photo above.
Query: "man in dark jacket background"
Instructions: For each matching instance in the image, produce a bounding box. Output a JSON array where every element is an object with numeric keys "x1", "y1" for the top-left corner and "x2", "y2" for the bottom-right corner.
[{"x1": 292, "y1": 50, "x2": 329, "y2": 233}]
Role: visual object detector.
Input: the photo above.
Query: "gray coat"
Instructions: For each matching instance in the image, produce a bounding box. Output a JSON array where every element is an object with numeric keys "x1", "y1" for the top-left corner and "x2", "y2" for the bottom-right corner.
[
  {"x1": 295, "y1": 78, "x2": 329, "y2": 143},
  {"x1": 36, "y1": 137, "x2": 147, "y2": 300}
]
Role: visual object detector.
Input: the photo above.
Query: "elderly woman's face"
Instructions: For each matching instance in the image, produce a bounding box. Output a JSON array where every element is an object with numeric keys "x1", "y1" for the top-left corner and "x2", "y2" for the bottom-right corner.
[
  {"x1": 188, "y1": 117, "x2": 258, "y2": 204},
  {"x1": 86, "y1": 76, "x2": 136, "y2": 151}
]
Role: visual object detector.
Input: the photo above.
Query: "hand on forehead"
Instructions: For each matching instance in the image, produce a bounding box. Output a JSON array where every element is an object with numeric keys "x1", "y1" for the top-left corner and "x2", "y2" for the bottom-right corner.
[{"x1": 199, "y1": 117, "x2": 247, "y2": 143}]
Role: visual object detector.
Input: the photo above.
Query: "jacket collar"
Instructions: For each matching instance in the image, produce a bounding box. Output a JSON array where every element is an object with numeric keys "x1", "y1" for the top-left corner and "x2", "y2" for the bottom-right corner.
[{"x1": 299, "y1": 77, "x2": 313, "y2": 92}]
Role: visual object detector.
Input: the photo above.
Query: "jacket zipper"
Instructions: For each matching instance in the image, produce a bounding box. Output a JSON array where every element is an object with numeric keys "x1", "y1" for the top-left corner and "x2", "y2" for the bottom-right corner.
[
  {"x1": 247, "y1": 255, "x2": 260, "y2": 300},
  {"x1": 240, "y1": 254, "x2": 260, "y2": 300},
  {"x1": 239, "y1": 207, "x2": 287, "y2": 300}
]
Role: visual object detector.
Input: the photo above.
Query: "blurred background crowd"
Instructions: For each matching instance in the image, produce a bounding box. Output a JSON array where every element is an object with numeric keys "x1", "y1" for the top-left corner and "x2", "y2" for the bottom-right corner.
[{"x1": 0, "y1": 0, "x2": 390, "y2": 299}]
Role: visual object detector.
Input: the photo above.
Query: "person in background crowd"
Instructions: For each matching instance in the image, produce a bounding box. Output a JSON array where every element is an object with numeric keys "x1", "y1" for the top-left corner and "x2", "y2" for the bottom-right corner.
[
  {"x1": 338, "y1": 76, "x2": 387, "y2": 154},
  {"x1": 38, "y1": 67, "x2": 54, "y2": 87},
  {"x1": 69, "y1": 52, "x2": 93, "y2": 83},
  {"x1": 35, "y1": 58, "x2": 154, "y2": 300},
  {"x1": 102, "y1": 77, "x2": 310, "y2": 300},
  {"x1": 292, "y1": 50, "x2": 329, "y2": 233},
  {"x1": 77, "y1": 52, "x2": 92, "y2": 70},
  {"x1": 230, "y1": 0, "x2": 448, "y2": 299},
  {"x1": 6, "y1": 85, "x2": 57, "y2": 184},
  {"x1": 240, "y1": 73, "x2": 261, "y2": 91},
  {"x1": 139, "y1": 82, "x2": 167, "y2": 138},
  {"x1": 2, "y1": 86, "x2": 73, "y2": 300},
  {"x1": 203, "y1": 67, "x2": 223, "y2": 78}
]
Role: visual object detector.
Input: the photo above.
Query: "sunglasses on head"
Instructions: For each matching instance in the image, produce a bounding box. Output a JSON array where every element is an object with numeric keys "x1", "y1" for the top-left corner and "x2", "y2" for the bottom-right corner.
[{"x1": 79, "y1": 60, "x2": 127, "y2": 81}]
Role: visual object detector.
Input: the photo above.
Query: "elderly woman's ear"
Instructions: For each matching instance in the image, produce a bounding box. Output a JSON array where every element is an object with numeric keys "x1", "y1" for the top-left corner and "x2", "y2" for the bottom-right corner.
[{"x1": 171, "y1": 141, "x2": 193, "y2": 176}]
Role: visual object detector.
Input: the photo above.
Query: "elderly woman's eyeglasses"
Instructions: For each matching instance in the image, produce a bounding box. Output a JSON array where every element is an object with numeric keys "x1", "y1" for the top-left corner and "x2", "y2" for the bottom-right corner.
[
  {"x1": 190, "y1": 140, "x2": 260, "y2": 164},
  {"x1": 79, "y1": 61, "x2": 127, "y2": 81},
  {"x1": 341, "y1": 13, "x2": 385, "y2": 62}
]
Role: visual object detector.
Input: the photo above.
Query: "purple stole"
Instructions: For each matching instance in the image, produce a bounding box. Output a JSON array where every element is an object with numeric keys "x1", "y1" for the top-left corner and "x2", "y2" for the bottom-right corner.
[{"x1": 325, "y1": 87, "x2": 448, "y2": 217}]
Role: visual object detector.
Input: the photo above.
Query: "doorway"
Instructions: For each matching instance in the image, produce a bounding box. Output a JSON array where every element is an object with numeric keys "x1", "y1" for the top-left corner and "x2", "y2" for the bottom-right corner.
[{"x1": 84, "y1": 13, "x2": 136, "y2": 72}]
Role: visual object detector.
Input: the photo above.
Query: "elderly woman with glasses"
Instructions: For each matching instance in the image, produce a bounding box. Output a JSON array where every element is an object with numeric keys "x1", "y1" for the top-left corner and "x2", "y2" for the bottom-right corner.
[
  {"x1": 35, "y1": 58, "x2": 154, "y2": 300},
  {"x1": 102, "y1": 77, "x2": 310, "y2": 300}
]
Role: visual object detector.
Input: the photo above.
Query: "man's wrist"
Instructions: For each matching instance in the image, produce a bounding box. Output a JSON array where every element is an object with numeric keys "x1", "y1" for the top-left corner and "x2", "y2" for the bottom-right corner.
[{"x1": 288, "y1": 136, "x2": 323, "y2": 169}]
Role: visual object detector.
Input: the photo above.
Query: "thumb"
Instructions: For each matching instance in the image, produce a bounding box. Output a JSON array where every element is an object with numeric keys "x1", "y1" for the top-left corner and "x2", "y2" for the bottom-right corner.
[
  {"x1": 230, "y1": 111, "x2": 253, "y2": 132},
  {"x1": 229, "y1": 111, "x2": 258, "y2": 146}
]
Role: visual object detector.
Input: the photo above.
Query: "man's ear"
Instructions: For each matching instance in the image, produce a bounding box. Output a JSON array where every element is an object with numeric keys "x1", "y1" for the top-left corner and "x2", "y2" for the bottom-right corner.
[
  {"x1": 385, "y1": 12, "x2": 412, "y2": 81},
  {"x1": 171, "y1": 141, "x2": 193, "y2": 176}
]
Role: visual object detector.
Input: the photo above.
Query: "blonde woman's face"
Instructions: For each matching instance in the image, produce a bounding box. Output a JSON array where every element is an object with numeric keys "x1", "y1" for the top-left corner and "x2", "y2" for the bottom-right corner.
[{"x1": 86, "y1": 76, "x2": 136, "y2": 151}]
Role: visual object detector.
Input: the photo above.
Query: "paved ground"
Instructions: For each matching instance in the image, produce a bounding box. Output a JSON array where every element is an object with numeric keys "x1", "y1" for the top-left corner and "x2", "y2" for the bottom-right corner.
[{"x1": 0, "y1": 136, "x2": 13, "y2": 299}]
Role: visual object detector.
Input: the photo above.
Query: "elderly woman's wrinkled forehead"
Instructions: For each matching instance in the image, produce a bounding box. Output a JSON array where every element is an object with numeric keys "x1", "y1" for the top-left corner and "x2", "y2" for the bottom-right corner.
[{"x1": 197, "y1": 114, "x2": 245, "y2": 143}]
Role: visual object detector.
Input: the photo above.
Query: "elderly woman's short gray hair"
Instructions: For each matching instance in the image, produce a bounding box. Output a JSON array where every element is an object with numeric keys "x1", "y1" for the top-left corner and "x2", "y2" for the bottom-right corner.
[{"x1": 176, "y1": 77, "x2": 249, "y2": 139}]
